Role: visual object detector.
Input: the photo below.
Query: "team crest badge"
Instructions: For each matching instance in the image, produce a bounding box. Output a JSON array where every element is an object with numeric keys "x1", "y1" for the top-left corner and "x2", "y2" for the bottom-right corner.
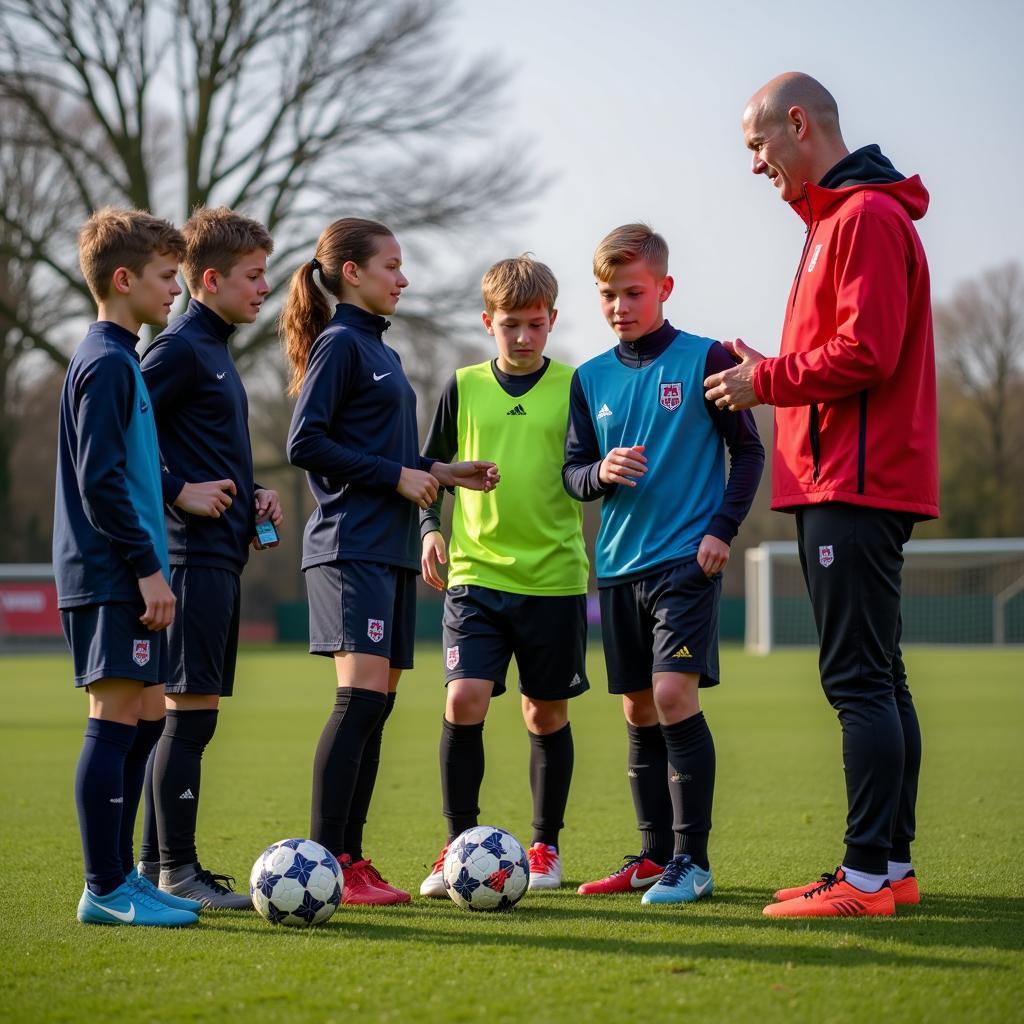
[
  {"x1": 132, "y1": 639, "x2": 151, "y2": 666},
  {"x1": 818, "y1": 545, "x2": 835, "y2": 568},
  {"x1": 659, "y1": 381, "x2": 682, "y2": 411},
  {"x1": 446, "y1": 645, "x2": 460, "y2": 670},
  {"x1": 367, "y1": 618, "x2": 384, "y2": 643}
]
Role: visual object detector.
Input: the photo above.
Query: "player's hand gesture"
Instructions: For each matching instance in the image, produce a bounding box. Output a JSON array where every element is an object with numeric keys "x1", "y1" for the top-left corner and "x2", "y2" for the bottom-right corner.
[
  {"x1": 174, "y1": 479, "x2": 236, "y2": 518},
  {"x1": 137, "y1": 570, "x2": 175, "y2": 631},
  {"x1": 421, "y1": 530, "x2": 448, "y2": 591},
  {"x1": 434, "y1": 460, "x2": 500, "y2": 492},
  {"x1": 254, "y1": 488, "x2": 283, "y2": 527},
  {"x1": 397, "y1": 467, "x2": 439, "y2": 509},
  {"x1": 696, "y1": 534, "x2": 730, "y2": 577},
  {"x1": 599, "y1": 445, "x2": 647, "y2": 487}
]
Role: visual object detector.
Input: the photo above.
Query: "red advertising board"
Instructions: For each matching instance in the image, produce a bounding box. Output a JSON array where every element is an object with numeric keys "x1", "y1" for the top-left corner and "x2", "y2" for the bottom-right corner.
[{"x1": 0, "y1": 581, "x2": 63, "y2": 638}]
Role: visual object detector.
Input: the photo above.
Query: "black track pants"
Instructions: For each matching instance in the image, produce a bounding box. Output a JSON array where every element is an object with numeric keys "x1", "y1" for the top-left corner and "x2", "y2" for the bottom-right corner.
[{"x1": 796, "y1": 503, "x2": 921, "y2": 873}]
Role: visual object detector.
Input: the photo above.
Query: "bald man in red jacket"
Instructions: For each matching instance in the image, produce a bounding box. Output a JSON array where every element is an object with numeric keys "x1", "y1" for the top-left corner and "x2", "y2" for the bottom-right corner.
[{"x1": 705, "y1": 72, "x2": 938, "y2": 918}]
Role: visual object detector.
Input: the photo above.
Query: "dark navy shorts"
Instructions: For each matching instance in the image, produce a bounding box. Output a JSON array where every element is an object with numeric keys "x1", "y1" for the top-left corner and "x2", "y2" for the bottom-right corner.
[
  {"x1": 442, "y1": 585, "x2": 589, "y2": 700},
  {"x1": 305, "y1": 560, "x2": 416, "y2": 669},
  {"x1": 599, "y1": 559, "x2": 721, "y2": 693},
  {"x1": 61, "y1": 601, "x2": 168, "y2": 688},
  {"x1": 164, "y1": 566, "x2": 241, "y2": 696}
]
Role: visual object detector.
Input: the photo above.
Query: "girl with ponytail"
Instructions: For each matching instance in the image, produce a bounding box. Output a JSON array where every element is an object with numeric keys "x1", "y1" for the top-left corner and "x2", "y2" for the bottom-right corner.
[{"x1": 282, "y1": 218, "x2": 498, "y2": 904}]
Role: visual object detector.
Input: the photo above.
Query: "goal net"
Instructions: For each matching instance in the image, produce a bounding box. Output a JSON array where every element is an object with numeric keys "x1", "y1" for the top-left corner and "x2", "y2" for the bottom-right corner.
[{"x1": 745, "y1": 538, "x2": 1024, "y2": 652}]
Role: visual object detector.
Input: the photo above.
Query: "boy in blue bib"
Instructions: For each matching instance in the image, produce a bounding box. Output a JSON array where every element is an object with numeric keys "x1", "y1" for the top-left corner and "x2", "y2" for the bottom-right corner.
[{"x1": 563, "y1": 223, "x2": 763, "y2": 905}]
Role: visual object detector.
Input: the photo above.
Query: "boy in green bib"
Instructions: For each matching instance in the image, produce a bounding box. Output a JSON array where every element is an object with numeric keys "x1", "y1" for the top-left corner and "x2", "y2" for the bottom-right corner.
[{"x1": 418, "y1": 256, "x2": 589, "y2": 896}]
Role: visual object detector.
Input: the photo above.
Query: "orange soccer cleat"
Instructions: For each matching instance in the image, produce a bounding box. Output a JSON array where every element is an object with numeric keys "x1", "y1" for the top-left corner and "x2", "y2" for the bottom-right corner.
[
  {"x1": 764, "y1": 867, "x2": 896, "y2": 918},
  {"x1": 774, "y1": 868, "x2": 919, "y2": 906}
]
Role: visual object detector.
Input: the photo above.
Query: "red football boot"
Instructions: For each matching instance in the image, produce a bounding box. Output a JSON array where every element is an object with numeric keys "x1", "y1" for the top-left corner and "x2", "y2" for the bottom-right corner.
[
  {"x1": 360, "y1": 860, "x2": 411, "y2": 903},
  {"x1": 577, "y1": 854, "x2": 664, "y2": 895},
  {"x1": 339, "y1": 856, "x2": 408, "y2": 905}
]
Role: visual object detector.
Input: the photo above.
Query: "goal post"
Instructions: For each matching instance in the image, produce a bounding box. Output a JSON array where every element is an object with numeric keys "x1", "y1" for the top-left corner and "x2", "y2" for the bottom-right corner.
[{"x1": 745, "y1": 538, "x2": 1024, "y2": 653}]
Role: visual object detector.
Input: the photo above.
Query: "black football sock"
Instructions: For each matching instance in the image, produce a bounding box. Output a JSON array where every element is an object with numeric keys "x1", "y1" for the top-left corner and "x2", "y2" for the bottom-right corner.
[
  {"x1": 119, "y1": 716, "x2": 165, "y2": 874},
  {"x1": 626, "y1": 722, "x2": 673, "y2": 865},
  {"x1": 310, "y1": 687, "x2": 386, "y2": 858},
  {"x1": 153, "y1": 709, "x2": 219, "y2": 870},
  {"x1": 344, "y1": 691, "x2": 396, "y2": 862},
  {"x1": 75, "y1": 718, "x2": 136, "y2": 895},
  {"x1": 440, "y1": 718, "x2": 484, "y2": 841},
  {"x1": 662, "y1": 711, "x2": 716, "y2": 870},
  {"x1": 138, "y1": 741, "x2": 160, "y2": 865},
  {"x1": 529, "y1": 723, "x2": 574, "y2": 848}
]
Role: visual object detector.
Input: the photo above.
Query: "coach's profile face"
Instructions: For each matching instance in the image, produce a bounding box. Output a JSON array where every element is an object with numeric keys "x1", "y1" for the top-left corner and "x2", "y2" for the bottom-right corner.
[{"x1": 742, "y1": 102, "x2": 809, "y2": 204}]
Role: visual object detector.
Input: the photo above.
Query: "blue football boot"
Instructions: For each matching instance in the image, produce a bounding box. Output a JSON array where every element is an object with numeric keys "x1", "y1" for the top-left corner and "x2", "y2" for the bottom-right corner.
[
  {"x1": 77, "y1": 879, "x2": 198, "y2": 926},
  {"x1": 126, "y1": 867, "x2": 203, "y2": 913},
  {"x1": 641, "y1": 854, "x2": 713, "y2": 905}
]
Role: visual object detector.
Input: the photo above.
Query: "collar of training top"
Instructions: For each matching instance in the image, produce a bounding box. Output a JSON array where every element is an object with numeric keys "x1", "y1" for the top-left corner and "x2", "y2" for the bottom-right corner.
[
  {"x1": 187, "y1": 298, "x2": 237, "y2": 342},
  {"x1": 332, "y1": 302, "x2": 391, "y2": 338},
  {"x1": 90, "y1": 320, "x2": 141, "y2": 351},
  {"x1": 615, "y1": 318, "x2": 676, "y2": 367}
]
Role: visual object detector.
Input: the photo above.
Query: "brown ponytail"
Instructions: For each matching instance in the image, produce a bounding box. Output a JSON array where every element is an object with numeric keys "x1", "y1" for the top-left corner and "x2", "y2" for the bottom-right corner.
[{"x1": 279, "y1": 218, "x2": 394, "y2": 396}]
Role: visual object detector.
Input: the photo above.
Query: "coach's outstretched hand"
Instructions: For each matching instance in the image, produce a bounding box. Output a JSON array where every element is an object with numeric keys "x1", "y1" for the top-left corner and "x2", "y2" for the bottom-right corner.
[
  {"x1": 433, "y1": 461, "x2": 500, "y2": 492},
  {"x1": 703, "y1": 339, "x2": 764, "y2": 411},
  {"x1": 421, "y1": 530, "x2": 447, "y2": 591},
  {"x1": 138, "y1": 570, "x2": 176, "y2": 631}
]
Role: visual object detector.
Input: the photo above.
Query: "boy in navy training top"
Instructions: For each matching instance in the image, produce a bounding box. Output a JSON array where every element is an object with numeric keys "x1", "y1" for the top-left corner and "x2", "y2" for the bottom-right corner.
[
  {"x1": 55, "y1": 207, "x2": 199, "y2": 926},
  {"x1": 564, "y1": 223, "x2": 763, "y2": 906},
  {"x1": 139, "y1": 207, "x2": 281, "y2": 909}
]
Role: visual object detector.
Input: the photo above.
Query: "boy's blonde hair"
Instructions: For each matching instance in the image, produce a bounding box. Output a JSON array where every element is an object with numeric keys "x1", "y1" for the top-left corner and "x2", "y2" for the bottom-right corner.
[
  {"x1": 592, "y1": 223, "x2": 669, "y2": 281},
  {"x1": 182, "y1": 206, "x2": 274, "y2": 292},
  {"x1": 481, "y1": 254, "x2": 558, "y2": 315},
  {"x1": 78, "y1": 207, "x2": 185, "y2": 301}
]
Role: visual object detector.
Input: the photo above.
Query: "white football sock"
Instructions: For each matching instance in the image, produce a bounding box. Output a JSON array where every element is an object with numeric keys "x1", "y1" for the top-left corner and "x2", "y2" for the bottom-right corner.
[
  {"x1": 840, "y1": 866, "x2": 887, "y2": 893},
  {"x1": 887, "y1": 860, "x2": 913, "y2": 881}
]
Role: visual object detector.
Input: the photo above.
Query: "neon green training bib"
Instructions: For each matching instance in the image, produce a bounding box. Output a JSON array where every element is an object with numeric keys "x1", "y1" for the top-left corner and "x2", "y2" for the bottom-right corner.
[{"x1": 448, "y1": 359, "x2": 588, "y2": 595}]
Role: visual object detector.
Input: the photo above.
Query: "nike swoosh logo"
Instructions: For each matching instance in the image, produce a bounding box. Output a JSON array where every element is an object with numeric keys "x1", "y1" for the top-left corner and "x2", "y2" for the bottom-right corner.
[
  {"x1": 694, "y1": 878, "x2": 711, "y2": 896},
  {"x1": 94, "y1": 899, "x2": 136, "y2": 922},
  {"x1": 216, "y1": 372, "x2": 227, "y2": 380},
  {"x1": 631, "y1": 872, "x2": 661, "y2": 889},
  {"x1": 373, "y1": 372, "x2": 391, "y2": 381}
]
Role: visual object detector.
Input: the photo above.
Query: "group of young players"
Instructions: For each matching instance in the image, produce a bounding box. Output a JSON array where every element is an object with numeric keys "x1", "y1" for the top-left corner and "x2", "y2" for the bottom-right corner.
[{"x1": 55, "y1": 203, "x2": 769, "y2": 926}]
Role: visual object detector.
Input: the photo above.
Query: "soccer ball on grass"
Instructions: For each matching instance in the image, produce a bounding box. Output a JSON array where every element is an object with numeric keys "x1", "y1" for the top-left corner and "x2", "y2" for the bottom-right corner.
[
  {"x1": 249, "y1": 838, "x2": 342, "y2": 927},
  {"x1": 442, "y1": 825, "x2": 530, "y2": 911}
]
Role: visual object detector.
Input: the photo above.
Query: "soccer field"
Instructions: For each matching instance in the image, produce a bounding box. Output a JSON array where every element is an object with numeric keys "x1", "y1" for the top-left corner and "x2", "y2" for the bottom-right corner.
[{"x1": 1, "y1": 645, "x2": 1021, "y2": 1023}]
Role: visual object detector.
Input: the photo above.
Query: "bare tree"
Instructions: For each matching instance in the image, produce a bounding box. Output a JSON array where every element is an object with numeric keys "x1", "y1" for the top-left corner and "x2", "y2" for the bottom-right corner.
[
  {"x1": 935, "y1": 262, "x2": 1024, "y2": 535},
  {"x1": 0, "y1": 0, "x2": 539, "y2": 363}
]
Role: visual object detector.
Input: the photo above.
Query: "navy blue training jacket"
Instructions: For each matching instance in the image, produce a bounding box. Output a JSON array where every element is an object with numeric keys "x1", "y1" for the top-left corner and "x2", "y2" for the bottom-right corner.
[
  {"x1": 142, "y1": 299, "x2": 257, "y2": 574},
  {"x1": 287, "y1": 303, "x2": 435, "y2": 571},
  {"x1": 53, "y1": 322, "x2": 169, "y2": 609}
]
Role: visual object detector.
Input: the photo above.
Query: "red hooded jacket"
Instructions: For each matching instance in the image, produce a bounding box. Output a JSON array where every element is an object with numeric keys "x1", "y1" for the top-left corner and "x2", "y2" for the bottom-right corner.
[{"x1": 752, "y1": 170, "x2": 939, "y2": 519}]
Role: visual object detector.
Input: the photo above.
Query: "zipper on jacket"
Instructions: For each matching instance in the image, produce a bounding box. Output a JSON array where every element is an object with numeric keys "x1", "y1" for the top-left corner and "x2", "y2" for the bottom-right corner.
[
  {"x1": 786, "y1": 185, "x2": 818, "y2": 319},
  {"x1": 809, "y1": 403, "x2": 821, "y2": 483},
  {"x1": 857, "y1": 390, "x2": 868, "y2": 493}
]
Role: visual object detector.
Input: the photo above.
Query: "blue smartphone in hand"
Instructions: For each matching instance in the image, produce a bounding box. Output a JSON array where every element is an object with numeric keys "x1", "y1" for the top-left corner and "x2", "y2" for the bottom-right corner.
[{"x1": 254, "y1": 519, "x2": 279, "y2": 549}]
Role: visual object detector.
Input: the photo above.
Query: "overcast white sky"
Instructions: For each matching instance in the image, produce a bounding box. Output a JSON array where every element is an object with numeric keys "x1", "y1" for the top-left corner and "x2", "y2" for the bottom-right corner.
[{"x1": 444, "y1": 0, "x2": 1024, "y2": 363}]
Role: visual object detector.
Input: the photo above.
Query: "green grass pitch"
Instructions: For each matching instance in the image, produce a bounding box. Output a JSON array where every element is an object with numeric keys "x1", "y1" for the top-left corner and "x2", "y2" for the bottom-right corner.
[{"x1": 1, "y1": 645, "x2": 1021, "y2": 1023}]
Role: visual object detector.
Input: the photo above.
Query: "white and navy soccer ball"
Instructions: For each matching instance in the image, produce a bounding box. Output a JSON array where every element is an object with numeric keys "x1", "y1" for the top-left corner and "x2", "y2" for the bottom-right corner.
[
  {"x1": 249, "y1": 838, "x2": 342, "y2": 927},
  {"x1": 442, "y1": 825, "x2": 530, "y2": 911}
]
